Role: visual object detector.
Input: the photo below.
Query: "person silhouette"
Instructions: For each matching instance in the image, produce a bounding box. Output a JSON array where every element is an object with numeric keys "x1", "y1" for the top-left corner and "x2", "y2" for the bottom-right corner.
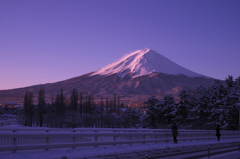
[
  {"x1": 216, "y1": 125, "x2": 221, "y2": 141},
  {"x1": 171, "y1": 123, "x2": 178, "y2": 143}
]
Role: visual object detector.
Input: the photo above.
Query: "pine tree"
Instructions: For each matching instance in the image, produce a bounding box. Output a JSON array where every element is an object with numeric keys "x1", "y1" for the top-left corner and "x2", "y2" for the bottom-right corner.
[
  {"x1": 161, "y1": 96, "x2": 176, "y2": 126},
  {"x1": 145, "y1": 96, "x2": 159, "y2": 128},
  {"x1": 69, "y1": 88, "x2": 79, "y2": 128},
  {"x1": 176, "y1": 90, "x2": 191, "y2": 127},
  {"x1": 38, "y1": 88, "x2": 46, "y2": 127},
  {"x1": 113, "y1": 93, "x2": 117, "y2": 113},
  {"x1": 100, "y1": 97, "x2": 104, "y2": 128},
  {"x1": 117, "y1": 95, "x2": 121, "y2": 116},
  {"x1": 55, "y1": 89, "x2": 65, "y2": 127},
  {"x1": 79, "y1": 92, "x2": 83, "y2": 119},
  {"x1": 23, "y1": 91, "x2": 34, "y2": 127},
  {"x1": 70, "y1": 88, "x2": 78, "y2": 112},
  {"x1": 105, "y1": 97, "x2": 109, "y2": 112}
]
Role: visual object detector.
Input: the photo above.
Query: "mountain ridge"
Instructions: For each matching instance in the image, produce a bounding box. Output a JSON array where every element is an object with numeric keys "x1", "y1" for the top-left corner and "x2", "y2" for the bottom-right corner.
[{"x1": 0, "y1": 49, "x2": 215, "y2": 105}]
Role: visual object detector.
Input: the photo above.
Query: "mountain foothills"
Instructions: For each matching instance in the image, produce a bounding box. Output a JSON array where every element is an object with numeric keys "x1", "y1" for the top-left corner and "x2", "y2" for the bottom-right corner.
[{"x1": 0, "y1": 49, "x2": 215, "y2": 105}]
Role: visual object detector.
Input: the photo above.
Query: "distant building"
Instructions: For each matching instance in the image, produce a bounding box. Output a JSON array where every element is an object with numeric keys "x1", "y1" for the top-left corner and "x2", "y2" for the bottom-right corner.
[
  {"x1": 4, "y1": 102, "x2": 17, "y2": 109},
  {"x1": 15, "y1": 105, "x2": 23, "y2": 109}
]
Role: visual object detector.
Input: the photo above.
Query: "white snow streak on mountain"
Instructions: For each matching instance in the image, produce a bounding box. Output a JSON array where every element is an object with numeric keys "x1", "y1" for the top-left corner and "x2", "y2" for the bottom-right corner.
[{"x1": 91, "y1": 48, "x2": 203, "y2": 78}]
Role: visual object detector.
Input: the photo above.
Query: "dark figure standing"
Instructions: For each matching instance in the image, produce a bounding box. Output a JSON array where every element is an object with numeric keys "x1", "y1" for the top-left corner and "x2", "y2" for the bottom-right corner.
[
  {"x1": 171, "y1": 123, "x2": 178, "y2": 143},
  {"x1": 216, "y1": 125, "x2": 221, "y2": 141}
]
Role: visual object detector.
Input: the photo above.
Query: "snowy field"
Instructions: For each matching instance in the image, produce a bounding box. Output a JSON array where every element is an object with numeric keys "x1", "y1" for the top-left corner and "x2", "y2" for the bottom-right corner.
[
  {"x1": 200, "y1": 151, "x2": 240, "y2": 159},
  {"x1": 0, "y1": 138, "x2": 240, "y2": 159}
]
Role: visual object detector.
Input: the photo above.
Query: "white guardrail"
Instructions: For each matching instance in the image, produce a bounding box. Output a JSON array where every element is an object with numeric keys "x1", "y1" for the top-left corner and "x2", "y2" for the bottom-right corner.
[{"x1": 0, "y1": 127, "x2": 240, "y2": 152}]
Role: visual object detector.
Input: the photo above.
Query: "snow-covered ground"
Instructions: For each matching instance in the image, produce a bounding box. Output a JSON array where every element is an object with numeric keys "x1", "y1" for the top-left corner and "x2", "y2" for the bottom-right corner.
[
  {"x1": 0, "y1": 138, "x2": 240, "y2": 159},
  {"x1": 0, "y1": 114, "x2": 18, "y2": 127},
  {"x1": 200, "y1": 151, "x2": 240, "y2": 159}
]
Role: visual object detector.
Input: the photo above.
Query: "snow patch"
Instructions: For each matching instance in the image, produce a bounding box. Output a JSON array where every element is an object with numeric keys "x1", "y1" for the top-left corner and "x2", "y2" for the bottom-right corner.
[{"x1": 91, "y1": 48, "x2": 204, "y2": 78}]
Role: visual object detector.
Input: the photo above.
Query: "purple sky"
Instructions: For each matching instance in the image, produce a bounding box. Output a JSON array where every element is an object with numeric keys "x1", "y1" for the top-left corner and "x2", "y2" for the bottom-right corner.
[{"x1": 0, "y1": 0, "x2": 240, "y2": 90}]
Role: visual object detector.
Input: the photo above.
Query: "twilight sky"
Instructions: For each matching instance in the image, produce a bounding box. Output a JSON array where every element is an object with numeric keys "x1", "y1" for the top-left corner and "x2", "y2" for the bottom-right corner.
[{"x1": 0, "y1": 0, "x2": 240, "y2": 90}]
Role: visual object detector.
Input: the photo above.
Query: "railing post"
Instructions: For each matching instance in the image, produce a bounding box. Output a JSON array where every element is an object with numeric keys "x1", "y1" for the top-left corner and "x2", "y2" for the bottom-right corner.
[
  {"x1": 113, "y1": 130, "x2": 116, "y2": 146},
  {"x1": 12, "y1": 130, "x2": 17, "y2": 153}
]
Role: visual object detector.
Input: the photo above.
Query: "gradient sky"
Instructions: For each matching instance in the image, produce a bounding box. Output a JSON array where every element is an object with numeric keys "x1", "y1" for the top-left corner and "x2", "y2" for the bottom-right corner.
[{"x1": 0, "y1": 0, "x2": 240, "y2": 90}]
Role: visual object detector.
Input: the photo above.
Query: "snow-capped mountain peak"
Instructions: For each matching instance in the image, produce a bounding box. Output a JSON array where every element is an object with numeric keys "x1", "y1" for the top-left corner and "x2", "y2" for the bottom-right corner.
[{"x1": 91, "y1": 48, "x2": 203, "y2": 78}]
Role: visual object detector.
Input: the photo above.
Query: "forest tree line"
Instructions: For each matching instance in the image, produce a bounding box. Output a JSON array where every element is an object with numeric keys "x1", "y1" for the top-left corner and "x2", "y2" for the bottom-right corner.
[
  {"x1": 18, "y1": 75, "x2": 240, "y2": 130},
  {"x1": 145, "y1": 76, "x2": 240, "y2": 130},
  {"x1": 19, "y1": 88, "x2": 140, "y2": 128}
]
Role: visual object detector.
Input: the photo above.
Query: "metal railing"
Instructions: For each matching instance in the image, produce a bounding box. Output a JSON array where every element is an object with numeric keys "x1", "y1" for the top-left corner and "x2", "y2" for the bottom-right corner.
[{"x1": 0, "y1": 127, "x2": 239, "y2": 152}]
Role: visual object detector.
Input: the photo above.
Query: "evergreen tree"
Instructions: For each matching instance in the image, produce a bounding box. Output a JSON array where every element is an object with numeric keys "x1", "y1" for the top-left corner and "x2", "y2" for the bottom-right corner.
[
  {"x1": 105, "y1": 97, "x2": 109, "y2": 112},
  {"x1": 145, "y1": 96, "x2": 159, "y2": 128},
  {"x1": 100, "y1": 97, "x2": 104, "y2": 128},
  {"x1": 38, "y1": 88, "x2": 46, "y2": 127},
  {"x1": 23, "y1": 91, "x2": 34, "y2": 127},
  {"x1": 70, "y1": 88, "x2": 78, "y2": 111},
  {"x1": 123, "y1": 108, "x2": 142, "y2": 128},
  {"x1": 55, "y1": 89, "x2": 65, "y2": 127},
  {"x1": 79, "y1": 92, "x2": 83, "y2": 119},
  {"x1": 69, "y1": 88, "x2": 79, "y2": 128},
  {"x1": 161, "y1": 96, "x2": 176, "y2": 125},
  {"x1": 59, "y1": 89, "x2": 65, "y2": 114},
  {"x1": 113, "y1": 93, "x2": 117, "y2": 113},
  {"x1": 117, "y1": 95, "x2": 121, "y2": 116},
  {"x1": 176, "y1": 90, "x2": 189, "y2": 126}
]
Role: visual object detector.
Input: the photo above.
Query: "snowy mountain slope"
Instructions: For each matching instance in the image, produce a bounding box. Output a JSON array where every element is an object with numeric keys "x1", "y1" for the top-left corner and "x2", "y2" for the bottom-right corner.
[
  {"x1": 0, "y1": 48, "x2": 215, "y2": 105},
  {"x1": 91, "y1": 48, "x2": 203, "y2": 78}
]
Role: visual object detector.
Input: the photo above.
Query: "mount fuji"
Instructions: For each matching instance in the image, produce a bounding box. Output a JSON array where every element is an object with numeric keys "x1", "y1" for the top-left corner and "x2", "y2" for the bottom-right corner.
[
  {"x1": 92, "y1": 48, "x2": 203, "y2": 78},
  {"x1": 0, "y1": 49, "x2": 215, "y2": 104}
]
